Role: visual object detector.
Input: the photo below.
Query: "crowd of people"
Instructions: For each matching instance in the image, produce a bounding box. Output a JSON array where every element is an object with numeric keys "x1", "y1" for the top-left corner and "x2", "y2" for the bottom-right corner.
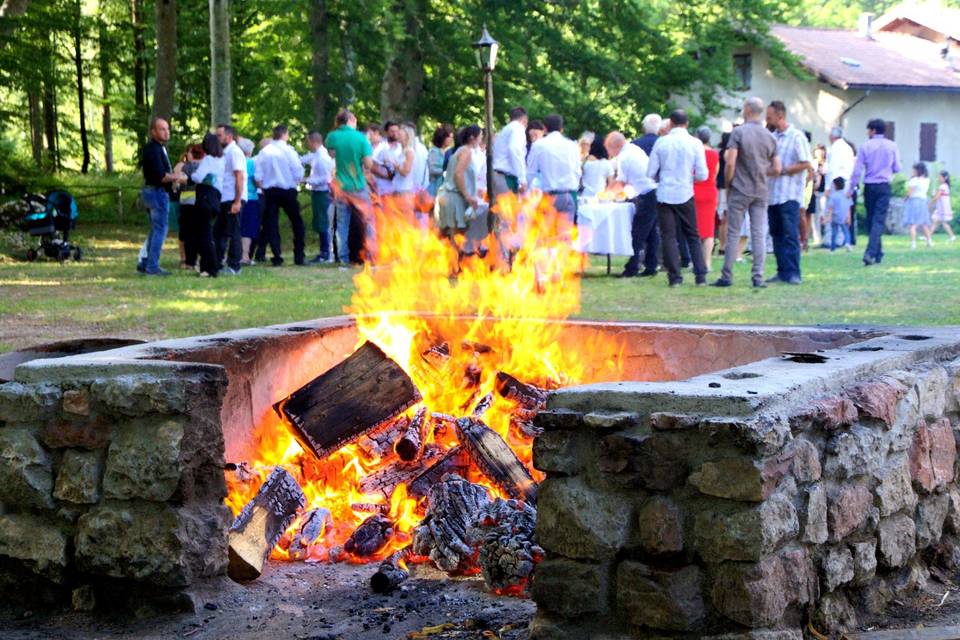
[{"x1": 138, "y1": 96, "x2": 954, "y2": 286}]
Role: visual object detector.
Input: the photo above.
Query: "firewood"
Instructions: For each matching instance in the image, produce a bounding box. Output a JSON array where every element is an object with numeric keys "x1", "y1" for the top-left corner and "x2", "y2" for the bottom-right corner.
[
  {"x1": 358, "y1": 446, "x2": 443, "y2": 500},
  {"x1": 287, "y1": 508, "x2": 333, "y2": 560},
  {"x1": 430, "y1": 412, "x2": 457, "y2": 438},
  {"x1": 469, "y1": 498, "x2": 543, "y2": 594},
  {"x1": 495, "y1": 372, "x2": 548, "y2": 437},
  {"x1": 351, "y1": 502, "x2": 389, "y2": 514},
  {"x1": 228, "y1": 467, "x2": 306, "y2": 582},
  {"x1": 471, "y1": 393, "x2": 494, "y2": 418},
  {"x1": 395, "y1": 407, "x2": 429, "y2": 462},
  {"x1": 408, "y1": 446, "x2": 471, "y2": 499},
  {"x1": 412, "y1": 474, "x2": 491, "y2": 572},
  {"x1": 344, "y1": 514, "x2": 393, "y2": 557},
  {"x1": 275, "y1": 341, "x2": 422, "y2": 460},
  {"x1": 370, "y1": 546, "x2": 412, "y2": 593},
  {"x1": 421, "y1": 342, "x2": 451, "y2": 370},
  {"x1": 357, "y1": 415, "x2": 410, "y2": 461},
  {"x1": 454, "y1": 417, "x2": 538, "y2": 504}
]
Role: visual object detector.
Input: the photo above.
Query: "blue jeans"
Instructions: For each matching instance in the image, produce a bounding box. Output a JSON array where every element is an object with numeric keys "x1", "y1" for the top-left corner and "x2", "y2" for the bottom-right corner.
[
  {"x1": 141, "y1": 186, "x2": 170, "y2": 273},
  {"x1": 863, "y1": 182, "x2": 891, "y2": 264},
  {"x1": 830, "y1": 222, "x2": 847, "y2": 250},
  {"x1": 334, "y1": 190, "x2": 373, "y2": 264},
  {"x1": 768, "y1": 200, "x2": 801, "y2": 281}
]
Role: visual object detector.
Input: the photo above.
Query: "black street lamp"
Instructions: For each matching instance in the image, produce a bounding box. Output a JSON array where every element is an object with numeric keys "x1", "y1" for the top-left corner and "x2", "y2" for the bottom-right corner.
[{"x1": 473, "y1": 25, "x2": 499, "y2": 232}]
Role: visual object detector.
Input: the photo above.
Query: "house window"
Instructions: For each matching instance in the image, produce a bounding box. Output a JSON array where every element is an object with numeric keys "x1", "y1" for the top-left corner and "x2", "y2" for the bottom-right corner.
[
  {"x1": 920, "y1": 123, "x2": 938, "y2": 162},
  {"x1": 885, "y1": 121, "x2": 896, "y2": 142},
  {"x1": 733, "y1": 54, "x2": 752, "y2": 91}
]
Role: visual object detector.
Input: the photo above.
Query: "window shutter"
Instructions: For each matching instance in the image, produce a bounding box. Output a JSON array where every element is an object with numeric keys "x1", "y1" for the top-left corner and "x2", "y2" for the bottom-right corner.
[
  {"x1": 885, "y1": 121, "x2": 896, "y2": 142},
  {"x1": 920, "y1": 123, "x2": 937, "y2": 162}
]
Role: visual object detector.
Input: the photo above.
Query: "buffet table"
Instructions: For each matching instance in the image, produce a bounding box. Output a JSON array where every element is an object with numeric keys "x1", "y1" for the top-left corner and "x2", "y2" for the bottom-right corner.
[{"x1": 576, "y1": 201, "x2": 636, "y2": 273}]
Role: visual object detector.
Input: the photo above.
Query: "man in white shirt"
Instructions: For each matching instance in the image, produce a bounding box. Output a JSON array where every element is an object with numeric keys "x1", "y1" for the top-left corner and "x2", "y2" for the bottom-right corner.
[
  {"x1": 827, "y1": 126, "x2": 856, "y2": 244},
  {"x1": 646, "y1": 110, "x2": 709, "y2": 287},
  {"x1": 492, "y1": 106, "x2": 528, "y2": 196},
  {"x1": 216, "y1": 124, "x2": 247, "y2": 274},
  {"x1": 254, "y1": 124, "x2": 306, "y2": 266},
  {"x1": 605, "y1": 131, "x2": 657, "y2": 275},
  {"x1": 526, "y1": 114, "x2": 582, "y2": 222},
  {"x1": 370, "y1": 122, "x2": 402, "y2": 197},
  {"x1": 301, "y1": 130, "x2": 335, "y2": 263}
]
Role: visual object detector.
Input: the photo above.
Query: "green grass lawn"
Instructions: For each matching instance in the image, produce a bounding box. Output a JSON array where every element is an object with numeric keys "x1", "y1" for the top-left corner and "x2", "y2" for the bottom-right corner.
[{"x1": 1, "y1": 222, "x2": 958, "y2": 352}]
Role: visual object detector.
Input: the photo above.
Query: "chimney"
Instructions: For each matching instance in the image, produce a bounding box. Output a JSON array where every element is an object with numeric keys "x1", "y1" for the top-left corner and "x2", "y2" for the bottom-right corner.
[{"x1": 858, "y1": 12, "x2": 875, "y2": 39}]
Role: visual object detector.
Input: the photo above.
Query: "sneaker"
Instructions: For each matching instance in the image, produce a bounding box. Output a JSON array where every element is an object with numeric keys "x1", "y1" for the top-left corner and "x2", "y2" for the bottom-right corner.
[
  {"x1": 949, "y1": 236, "x2": 957, "y2": 243},
  {"x1": 271, "y1": 257, "x2": 284, "y2": 267},
  {"x1": 845, "y1": 246, "x2": 852, "y2": 253},
  {"x1": 785, "y1": 276, "x2": 802, "y2": 285},
  {"x1": 695, "y1": 279, "x2": 707, "y2": 287},
  {"x1": 927, "y1": 239, "x2": 935, "y2": 247},
  {"x1": 618, "y1": 271, "x2": 638, "y2": 278},
  {"x1": 136, "y1": 261, "x2": 146, "y2": 274},
  {"x1": 711, "y1": 278, "x2": 732, "y2": 287},
  {"x1": 638, "y1": 269, "x2": 658, "y2": 278},
  {"x1": 752, "y1": 278, "x2": 767, "y2": 289},
  {"x1": 221, "y1": 267, "x2": 239, "y2": 276},
  {"x1": 668, "y1": 280, "x2": 682, "y2": 288},
  {"x1": 309, "y1": 255, "x2": 325, "y2": 264},
  {"x1": 145, "y1": 268, "x2": 171, "y2": 277},
  {"x1": 765, "y1": 275, "x2": 783, "y2": 284},
  {"x1": 198, "y1": 271, "x2": 211, "y2": 278},
  {"x1": 911, "y1": 241, "x2": 917, "y2": 249}
]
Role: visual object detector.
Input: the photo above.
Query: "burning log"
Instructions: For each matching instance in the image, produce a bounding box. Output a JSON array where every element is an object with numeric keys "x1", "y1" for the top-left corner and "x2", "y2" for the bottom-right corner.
[
  {"x1": 228, "y1": 467, "x2": 306, "y2": 582},
  {"x1": 395, "y1": 407, "x2": 429, "y2": 462},
  {"x1": 408, "y1": 446, "x2": 471, "y2": 499},
  {"x1": 454, "y1": 417, "x2": 538, "y2": 504},
  {"x1": 471, "y1": 393, "x2": 494, "y2": 418},
  {"x1": 344, "y1": 514, "x2": 393, "y2": 557},
  {"x1": 350, "y1": 502, "x2": 389, "y2": 515},
  {"x1": 275, "y1": 341, "x2": 422, "y2": 460},
  {"x1": 469, "y1": 498, "x2": 542, "y2": 595},
  {"x1": 430, "y1": 412, "x2": 457, "y2": 438},
  {"x1": 358, "y1": 415, "x2": 410, "y2": 461},
  {"x1": 358, "y1": 445, "x2": 442, "y2": 500},
  {"x1": 287, "y1": 508, "x2": 333, "y2": 560},
  {"x1": 370, "y1": 546, "x2": 412, "y2": 593},
  {"x1": 412, "y1": 474, "x2": 491, "y2": 572},
  {"x1": 421, "y1": 342, "x2": 451, "y2": 370},
  {"x1": 495, "y1": 371, "x2": 548, "y2": 437}
]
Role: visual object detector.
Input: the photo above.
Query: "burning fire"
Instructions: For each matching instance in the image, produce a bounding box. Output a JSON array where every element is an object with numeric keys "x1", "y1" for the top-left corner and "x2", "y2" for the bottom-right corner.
[{"x1": 225, "y1": 192, "x2": 625, "y2": 568}]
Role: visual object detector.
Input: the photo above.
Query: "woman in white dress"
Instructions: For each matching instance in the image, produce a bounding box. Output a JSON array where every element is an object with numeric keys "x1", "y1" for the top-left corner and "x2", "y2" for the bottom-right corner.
[{"x1": 580, "y1": 137, "x2": 614, "y2": 198}]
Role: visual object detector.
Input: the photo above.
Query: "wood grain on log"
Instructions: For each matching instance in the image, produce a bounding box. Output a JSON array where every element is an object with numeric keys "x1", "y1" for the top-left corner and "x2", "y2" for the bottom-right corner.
[
  {"x1": 344, "y1": 514, "x2": 393, "y2": 557},
  {"x1": 412, "y1": 474, "x2": 491, "y2": 572},
  {"x1": 395, "y1": 407, "x2": 428, "y2": 462},
  {"x1": 454, "y1": 417, "x2": 537, "y2": 504},
  {"x1": 408, "y1": 446, "x2": 470, "y2": 499},
  {"x1": 495, "y1": 371, "x2": 548, "y2": 437},
  {"x1": 370, "y1": 547, "x2": 411, "y2": 593},
  {"x1": 287, "y1": 507, "x2": 333, "y2": 560},
  {"x1": 357, "y1": 414, "x2": 410, "y2": 461},
  {"x1": 358, "y1": 445, "x2": 442, "y2": 500}
]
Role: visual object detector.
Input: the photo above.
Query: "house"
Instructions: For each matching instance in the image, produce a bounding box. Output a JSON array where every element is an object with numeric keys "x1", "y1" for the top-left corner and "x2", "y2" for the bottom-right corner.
[{"x1": 716, "y1": 3, "x2": 960, "y2": 171}]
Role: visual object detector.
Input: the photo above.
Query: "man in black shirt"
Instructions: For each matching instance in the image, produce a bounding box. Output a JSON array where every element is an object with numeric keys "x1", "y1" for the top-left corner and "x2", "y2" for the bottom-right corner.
[
  {"x1": 139, "y1": 118, "x2": 181, "y2": 275},
  {"x1": 622, "y1": 113, "x2": 662, "y2": 278}
]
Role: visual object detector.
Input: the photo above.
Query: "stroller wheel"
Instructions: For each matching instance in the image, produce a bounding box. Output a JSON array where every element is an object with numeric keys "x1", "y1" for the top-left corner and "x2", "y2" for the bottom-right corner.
[
  {"x1": 26, "y1": 248, "x2": 38, "y2": 262},
  {"x1": 73, "y1": 247, "x2": 83, "y2": 261}
]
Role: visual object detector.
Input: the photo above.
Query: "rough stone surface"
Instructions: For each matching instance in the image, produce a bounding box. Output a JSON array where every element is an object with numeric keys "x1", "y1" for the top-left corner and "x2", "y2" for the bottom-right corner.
[
  {"x1": 649, "y1": 412, "x2": 699, "y2": 431},
  {"x1": 821, "y1": 545, "x2": 854, "y2": 591},
  {"x1": 850, "y1": 377, "x2": 907, "y2": 427},
  {"x1": 946, "y1": 487, "x2": 960, "y2": 534},
  {"x1": 0, "y1": 382, "x2": 60, "y2": 423},
  {"x1": 532, "y1": 430, "x2": 591, "y2": 476},
  {"x1": 637, "y1": 496, "x2": 684, "y2": 555},
  {"x1": 616, "y1": 562, "x2": 705, "y2": 632},
  {"x1": 890, "y1": 559, "x2": 929, "y2": 598},
  {"x1": 861, "y1": 576, "x2": 893, "y2": 615},
  {"x1": 917, "y1": 366, "x2": 949, "y2": 419},
  {"x1": 805, "y1": 395, "x2": 858, "y2": 430},
  {"x1": 814, "y1": 590, "x2": 857, "y2": 634},
  {"x1": 536, "y1": 477, "x2": 633, "y2": 560},
  {"x1": 694, "y1": 495, "x2": 798, "y2": 562},
  {"x1": 779, "y1": 546, "x2": 819, "y2": 605},
  {"x1": 824, "y1": 424, "x2": 887, "y2": 480},
  {"x1": 61, "y1": 388, "x2": 90, "y2": 416},
  {"x1": 40, "y1": 416, "x2": 113, "y2": 450},
  {"x1": 877, "y1": 514, "x2": 917, "y2": 568},
  {"x1": 709, "y1": 556, "x2": 789, "y2": 627},
  {"x1": 533, "y1": 409, "x2": 583, "y2": 432},
  {"x1": 875, "y1": 455, "x2": 918, "y2": 517},
  {"x1": 582, "y1": 411, "x2": 638, "y2": 430},
  {"x1": 530, "y1": 557, "x2": 609, "y2": 617},
  {"x1": 828, "y1": 483, "x2": 872, "y2": 543},
  {"x1": 689, "y1": 458, "x2": 772, "y2": 502},
  {"x1": 0, "y1": 427, "x2": 54, "y2": 509},
  {"x1": 0, "y1": 513, "x2": 68, "y2": 583},
  {"x1": 789, "y1": 438, "x2": 821, "y2": 483},
  {"x1": 916, "y1": 492, "x2": 950, "y2": 549},
  {"x1": 53, "y1": 449, "x2": 103, "y2": 504},
  {"x1": 71, "y1": 584, "x2": 96, "y2": 611},
  {"x1": 909, "y1": 417, "x2": 957, "y2": 493},
  {"x1": 800, "y1": 483, "x2": 828, "y2": 544},
  {"x1": 850, "y1": 538, "x2": 877, "y2": 586},
  {"x1": 598, "y1": 432, "x2": 689, "y2": 491},
  {"x1": 102, "y1": 418, "x2": 184, "y2": 501},
  {"x1": 89, "y1": 374, "x2": 188, "y2": 416}
]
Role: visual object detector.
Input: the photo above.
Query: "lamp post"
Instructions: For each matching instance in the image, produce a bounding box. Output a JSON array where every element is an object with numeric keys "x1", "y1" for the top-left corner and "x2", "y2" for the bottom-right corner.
[{"x1": 473, "y1": 25, "x2": 498, "y2": 233}]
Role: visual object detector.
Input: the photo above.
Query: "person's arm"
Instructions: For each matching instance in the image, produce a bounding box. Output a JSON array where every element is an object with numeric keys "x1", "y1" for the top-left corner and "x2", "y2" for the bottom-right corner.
[
  {"x1": 693, "y1": 144, "x2": 708, "y2": 183},
  {"x1": 645, "y1": 147, "x2": 659, "y2": 181},
  {"x1": 769, "y1": 153, "x2": 782, "y2": 178},
  {"x1": 510, "y1": 127, "x2": 527, "y2": 190},
  {"x1": 231, "y1": 167, "x2": 243, "y2": 213},
  {"x1": 526, "y1": 141, "x2": 541, "y2": 186},
  {"x1": 454, "y1": 150, "x2": 478, "y2": 208},
  {"x1": 849, "y1": 149, "x2": 865, "y2": 194},
  {"x1": 289, "y1": 148, "x2": 305, "y2": 183},
  {"x1": 395, "y1": 149, "x2": 414, "y2": 176},
  {"x1": 724, "y1": 148, "x2": 738, "y2": 187}
]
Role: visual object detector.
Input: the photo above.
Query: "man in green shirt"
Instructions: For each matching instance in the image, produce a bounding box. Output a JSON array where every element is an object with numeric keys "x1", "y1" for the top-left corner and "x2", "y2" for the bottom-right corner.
[{"x1": 326, "y1": 109, "x2": 375, "y2": 265}]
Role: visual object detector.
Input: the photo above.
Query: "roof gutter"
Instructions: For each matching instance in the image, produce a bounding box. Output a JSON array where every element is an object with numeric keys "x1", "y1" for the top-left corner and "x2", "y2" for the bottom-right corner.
[{"x1": 839, "y1": 89, "x2": 871, "y2": 123}]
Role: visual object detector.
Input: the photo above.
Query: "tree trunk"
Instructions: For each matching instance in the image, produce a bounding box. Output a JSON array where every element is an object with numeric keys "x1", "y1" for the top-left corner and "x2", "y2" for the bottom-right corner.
[
  {"x1": 98, "y1": 12, "x2": 114, "y2": 173},
  {"x1": 339, "y1": 16, "x2": 356, "y2": 107},
  {"x1": 131, "y1": 0, "x2": 147, "y2": 125},
  {"x1": 309, "y1": 0, "x2": 329, "y2": 130},
  {"x1": 41, "y1": 77, "x2": 58, "y2": 172},
  {"x1": 0, "y1": 0, "x2": 30, "y2": 17},
  {"x1": 209, "y1": 0, "x2": 231, "y2": 126},
  {"x1": 27, "y1": 89, "x2": 43, "y2": 168},
  {"x1": 74, "y1": 0, "x2": 90, "y2": 174},
  {"x1": 152, "y1": 0, "x2": 177, "y2": 122},
  {"x1": 379, "y1": 0, "x2": 426, "y2": 123}
]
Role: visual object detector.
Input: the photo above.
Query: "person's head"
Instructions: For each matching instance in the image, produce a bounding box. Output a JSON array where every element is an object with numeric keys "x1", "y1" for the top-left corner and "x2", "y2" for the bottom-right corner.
[
  {"x1": 383, "y1": 121, "x2": 400, "y2": 144},
  {"x1": 238, "y1": 137, "x2": 255, "y2": 157},
  {"x1": 365, "y1": 123, "x2": 382, "y2": 145},
  {"x1": 668, "y1": 109, "x2": 689, "y2": 130},
  {"x1": 149, "y1": 117, "x2": 170, "y2": 143},
  {"x1": 400, "y1": 124, "x2": 416, "y2": 150},
  {"x1": 335, "y1": 109, "x2": 357, "y2": 128},
  {"x1": 830, "y1": 126, "x2": 844, "y2": 143},
  {"x1": 642, "y1": 113, "x2": 662, "y2": 136},
  {"x1": 941, "y1": 170, "x2": 951, "y2": 186},
  {"x1": 202, "y1": 132, "x2": 223, "y2": 158},
  {"x1": 579, "y1": 131, "x2": 596, "y2": 156},
  {"x1": 543, "y1": 114, "x2": 563, "y2": 134},
  {"x1": 527, "y1": 120, "x2": 545, "y2": 143},
  {"x1": 258, "y1": 137, "x2": 272, "y2": 151},
  {"x1": 765, "y1": 100, "x2": 787, "y2": 131},
  {"x1": 867, "y1": 118, "x2": 886, "y2": 137},
  {"x1": 216, "y1": 124, "x2": 236, "y2": 146},
  {"x1": 185, "y1": 143, "x2": 205, "y2": 162},
  {"x1": 432, "y1": 124, "x2": 454, "y2": 150},
  {"x1": 306, "y1": 130, "x2": 323, "y2": 152},
  {"x1": 913, "y1": 162, "x2": 928, "y2": 178},
  {"x1": 271, "y1": 124, "x2": 289, "y2": 142},
  {"x1": 604, "y1": 131, "x2": 627, "y2": 158},
  {"x1": 695, "y1": 125, "x2": 711, "y2": 145},
  {"x1": 457, "y1": 124, "x2": 483, "y2": 148},
  {"x1": 742, "y1": 97, "x2": 765, "y2": 122},
  {"x1": 719, "y1": 131, "x2": 731, "y2": 149},
  {"x1": 588, "y1": 136, "x2": 608, "y2": 160},
  {"x1": 403, "y1": 121, "x2": 418, "y2": 140},
  {"x1": 509, "y1": 106, "x2": 528, "y2": 126},
  {"x1": 833, "y1": 176, "x2": 846, "y2": 191},
  {"x1": 658, "y1": 120, "x2": 671, "y2": 136}
]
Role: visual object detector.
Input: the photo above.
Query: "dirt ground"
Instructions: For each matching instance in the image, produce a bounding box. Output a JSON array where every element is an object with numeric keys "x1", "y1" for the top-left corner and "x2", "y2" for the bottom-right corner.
[{"x1": 0, "y1": 562, "x2": 534, "y2": 640}]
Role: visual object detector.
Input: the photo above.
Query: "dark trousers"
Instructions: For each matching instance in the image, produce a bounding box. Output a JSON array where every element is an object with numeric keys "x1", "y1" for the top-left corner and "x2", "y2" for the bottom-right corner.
[
  {"x1": 215, "y1": 202, "x2": 243, "y2": 271},
  {"x1": 848, "y1": 188, "x2": 859, "y2": 246},
  {"x1": 657, "y1": 199, "x2": 707, "y2": 284},
  {"x1": 183, "y1": 195, "x2": 219, "y2": 276},
  {"x1": 863, "y1": 182, "x2": 891, "y2": 264},
  {"x1": 623, "y1": 190, "x2": 660, "y2": 275},
  {"x1": 768, "y1": 200, "x2": 802, "y2": 281},
  {"x1": 258, "y1": 187, "x2": 306, "y2": 265}
]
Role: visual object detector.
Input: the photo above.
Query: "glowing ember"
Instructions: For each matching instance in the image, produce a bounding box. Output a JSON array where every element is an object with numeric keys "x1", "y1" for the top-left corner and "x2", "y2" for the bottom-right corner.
[{"x1": 225, "y1": 192, "x2": 625, "y2": 567}]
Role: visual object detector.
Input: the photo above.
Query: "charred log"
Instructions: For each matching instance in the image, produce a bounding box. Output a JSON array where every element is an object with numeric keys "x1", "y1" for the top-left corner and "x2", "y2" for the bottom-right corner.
[
  {"x1": 408, "y1": 446, "x2": 470, "y2": 499},
  {"x1": 276, "y1": 341, "x2": 421, "y2": 460},
  {"x1": 395, "y1": 407, "x2": 429, "y2": 462},
  {"x1": 350, "y1": 502, "x2": 389, "y2": 515},
  {"x1": 469, "y1": 498, "x2": 542, "y2": 594},
  {"x1": 358, "y1": 445, "x2": 442, "y2": 500},
  {"x1": 421, "y1": 342, "x2": 450, "y2": 370},
  {"x1": 454, "y1": 418, "x2": 537, "y2": 504},
  {"x1": 412, "y1": 474, "x2": 491, "y2": 572},
  {"x1": 228, "y1": 467, "x2": 306, "y2": 582},
  {"x1": 430, "y1": 412, "x2": 457, "y2": 438},
  {"x1": 344, "y1": 514, "x2": 393, "y2": 557},
  {"x1": 495, "y1": 371, "x2": 548, "y2": 437},
  {"x1": 471, "y1": 393, "x2": 493, "y2": 418},
  {"x1": 370, "y1": 546, "x2": 411, "y2": 593},
  {"x1": 357, "y1": 414, "x2": 409, "y2": 461},
  {"x1": 287, "y1": 508, "x2": 333, "y2": 560}
]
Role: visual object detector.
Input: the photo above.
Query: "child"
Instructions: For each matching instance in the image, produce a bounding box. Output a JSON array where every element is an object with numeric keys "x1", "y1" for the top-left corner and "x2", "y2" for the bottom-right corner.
[
  {"x1": 825, "y1": 177, "x2": 852, "y2": 252},
  {"x1": 931, "y1": 170, "x2": 957, "y2": 242},
  {"x1": 902, "y1": 162, "x2": 933, "y2": 249}
]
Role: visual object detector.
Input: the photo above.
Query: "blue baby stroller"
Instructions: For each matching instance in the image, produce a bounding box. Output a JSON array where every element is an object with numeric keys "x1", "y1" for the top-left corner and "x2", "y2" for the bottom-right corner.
[{"x1": 21, "y1": 190, "x2": 82, "y2": 262}]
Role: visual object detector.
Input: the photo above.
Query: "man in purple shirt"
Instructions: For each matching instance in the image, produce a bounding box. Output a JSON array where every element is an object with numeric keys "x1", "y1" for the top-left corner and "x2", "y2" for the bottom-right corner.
[{"x1": 849, "y1": 119, "x2": 901, "y2": 266}]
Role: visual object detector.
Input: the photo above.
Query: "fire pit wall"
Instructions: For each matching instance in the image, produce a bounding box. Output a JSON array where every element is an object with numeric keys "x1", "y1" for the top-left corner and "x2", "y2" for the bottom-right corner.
[{"x1": 529, "y1": 331, "x2": 960, "y2": 639}]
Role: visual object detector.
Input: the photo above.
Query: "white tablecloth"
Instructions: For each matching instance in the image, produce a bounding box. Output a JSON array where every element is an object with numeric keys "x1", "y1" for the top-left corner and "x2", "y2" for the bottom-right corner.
[{"x1": 576, "y1": 202, "x2": 635, "y2": 256}]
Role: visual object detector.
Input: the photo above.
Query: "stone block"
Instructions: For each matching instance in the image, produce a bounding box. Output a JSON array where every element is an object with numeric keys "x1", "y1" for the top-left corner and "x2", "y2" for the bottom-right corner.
[
  {"x1": 532, "y1": 430, "x2": 591, "y2": 476},
  {"x1": 689, "y1": 455, "x2": 789, "y2": 503},
  {"x1": 890, "y1": 559, "x2": 929, "y2": 598},
  {"x1": 813, "y1": 591, "x2": 857, "y2": 634},
  {"x1": 709, "y1": 556, "x2": 789, "y2": 628},
  {"x1": 916, "y1": 492, "x2": 950, "y2": 549},
  {"x1": 0, "y1": 513, "x2": 68, "y2": 583},
  {"x1": 530, "y1": 557, "x2": 609, "y2": 617},
  {"x1": 89, "y1": 374, "x2": 188, "y2": 416},
  {"x1": 789, "y1": 438, "x2": 821, "y2": 483},
  {"x1": 946, "y1": 487, "x2": 960, "y2": 534},
  {"x1": 537, "y1": 477, "x2": 634, "y2": 560},
  {"x1": 40, "y1": 416, "x2": 113, "y2": 450},
  {"x1": 860, "y1": 576, "x2": 893, "y2": 615},
  {"x1": 804, "y1": 395, "x2": 858, "y2": 430},
  {"x1": 800, "y1": 484, "x2": 828, "y2": 544},
  {"x1": 704, "y1": 633, "x2": 803, "y2": 640},
  {"x1": 54, "y1": 449, "x2": 103, "y2": 504},
  {"x1": 889, "y1": 384, "x2": 919, "y2": 452},
  {"x1": 909, "y1": 417, "x2": 956, "y2": 493},
  {"x1": 533, "y1": 409, "x2": 583, "y2": 432},
  {"x1": 616, "y1": 562, "x2": 705, "y2": 632},
  {"x1": 582, "y1": 411, "x2": 639, "y2": 429},
  {"x1": 875, "y1": 454, "x2": 918, "y2": 517},
  {"x1": 945, "y1": 359, "x2": 960, "y2": 412},
  {"x1": 0, "y1": 382, "x2": 60, "y2": 423},
  {"x1": 828, "y1": 483, "x2": 872, "y2": 542},
  {"x1": 849, "y1": 377, "x2": 907, "y2": 427},
  {"x1": 877, "y1": 513, "x2": 917, "y2": 568},
  {"x1": 0, "y1": 427, "x2": 54, "y2": 509},
  {"x1": 71, "y1": 584, "x2": 96, "y2": 611},
  {"x1": 102, "y1": 418, "x2": 184, "y2": 502},
  {"x1": 75, "y1": 502, "x2": 230, "y2": 586},
  {"x1": 824, "y1": 424, "x2": 887, "y2": 480},
  {"x1": 821, "y1": 545, "x2": 854, "y2": 592},
  {"x1": 699, "y1": 416, "x2": 791, "y2": 457},
  {"x1": 694, "y1": 494, "x2": 798, "y2": 563},
  {"x1": 62, "y1": 388, "x2": 90, "y2": 416},
  {"x1": 637, "y1": 496, "x2": 684, "y2": 555},
  {"x1": 598, "y1": 432, "x2": 688, "y2": 491},
  {"x1": 850, "y1": 538, "x2": 877, "y2": 586},
  {"x1": 779, "y1": 546, "x2": 818, "y2": 605},
  {"x1": 650, "y1": 412, "x2": 699, "y2": 431},
  {"x1": 917, "y1": 366, "x2": 949, "y2": 420}
]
